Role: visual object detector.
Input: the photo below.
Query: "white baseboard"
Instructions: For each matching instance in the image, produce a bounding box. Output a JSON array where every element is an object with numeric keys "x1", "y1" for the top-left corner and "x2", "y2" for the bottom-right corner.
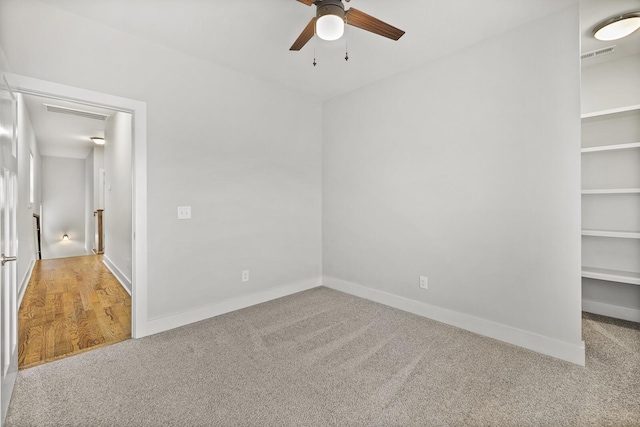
[
  {"x1": 17, "y1": 259, "x2": 36, "y2": 308},
  {"x1": 145, "y1": 276, "x2": 322, "y2": 336},
  {"x1": 103, "y1": 255, "x2": 132, "y2": 295},
  {"x1": 323, "y1": 276, "x2": 586, "y2": 366},
  {"x1": 583, "y1": 299, "x2": 640, "y2": 323}
]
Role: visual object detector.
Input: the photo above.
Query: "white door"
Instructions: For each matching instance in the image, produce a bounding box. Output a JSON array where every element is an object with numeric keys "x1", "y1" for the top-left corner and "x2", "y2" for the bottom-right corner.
[{"x1": 0, "y1": 81, "x2": 19, "y2": 424}]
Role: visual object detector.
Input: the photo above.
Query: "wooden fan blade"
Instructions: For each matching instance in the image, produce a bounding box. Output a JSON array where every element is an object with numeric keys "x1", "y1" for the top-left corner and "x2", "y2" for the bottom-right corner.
[
  {"x1": 290, "y1": 18, "x2": 316, "y2": 51},
  {"x1": 297, "y1": 0, "x2": 315, "y2": 6},
  {"x1": 346, "y1": 8, "x2": 405, "y2": 41}
]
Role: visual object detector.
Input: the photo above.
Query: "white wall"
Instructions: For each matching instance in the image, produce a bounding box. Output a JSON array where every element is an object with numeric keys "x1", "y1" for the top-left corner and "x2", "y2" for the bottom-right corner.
[
  {"x1": 93, "y1": 146, "x2": 104, "y2": 210},
  {"x1": 84, "y1": 148, "x2": 94, "y2": 253},
  {"x1": 85, "y1": 146, "x2": 105, "y2": 254},
  {"x1": 16, "y1": 93, "x2": 41, "y2": 297},
  {"x1": 41, "y1": 156, "x2": 88, "y2": 258},
  {"x1": 581, "y1": 53, "x2": 640, "y2": 320},
  {"x1": 581, "y1": 54, "x2": 640, "y2": 114},
  {"x1": 0, "y1": 45, "x2": 8, "y2": 74},
  {"x1": 0, "y1": 1, "x2": 322, "y2": 322},
  {"x1": 103, "y1": 112, "x2": 132, "y2": 290},
  {"x1": 323, "y1": 6, "x2": 583, "y2": 362}
]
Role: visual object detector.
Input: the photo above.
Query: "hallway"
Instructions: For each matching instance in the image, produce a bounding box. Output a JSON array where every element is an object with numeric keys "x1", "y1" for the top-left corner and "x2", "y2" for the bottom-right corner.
[{"x1": 17, "y1": 255, "x2": 131, "y2": 369}]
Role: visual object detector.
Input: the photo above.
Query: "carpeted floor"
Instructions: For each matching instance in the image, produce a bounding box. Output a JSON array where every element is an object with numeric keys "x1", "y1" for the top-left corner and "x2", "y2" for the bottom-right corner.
[{"x1": 5, "y1": 287, "x2": 640, "y2": 426}]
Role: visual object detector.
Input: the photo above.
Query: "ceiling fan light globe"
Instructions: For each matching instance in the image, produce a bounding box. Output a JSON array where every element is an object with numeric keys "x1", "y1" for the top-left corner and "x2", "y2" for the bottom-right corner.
[
  {"x1": 593, "y1": 14, "x2": 640, "y2": 41},
  {"x1": 316, "y1": 14, "x2": 344, "y2": 41}
]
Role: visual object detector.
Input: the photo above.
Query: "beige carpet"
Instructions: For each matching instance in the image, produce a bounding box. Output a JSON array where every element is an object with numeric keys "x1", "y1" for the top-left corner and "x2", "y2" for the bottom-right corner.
[{"x1": 6, "y1": 287, "x2": 640, "y2": 426}]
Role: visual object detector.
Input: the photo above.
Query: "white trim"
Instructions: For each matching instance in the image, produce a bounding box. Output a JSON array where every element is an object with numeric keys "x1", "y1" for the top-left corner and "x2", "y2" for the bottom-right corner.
[
  {"x1": 103, "y1": 255, "x2": 132, "y2": 295},
  {"x1": 145, "y1": 276, "x2": 321, "y2": 336},
  {"x1": 581, "y1": 104, "x2": 640, "y2": 119},
  {"x1": 0, "y1": 348, "x2": 17, "y2": 426},
  {"x1": 4, "y1": 73, "x2": 148, "y2": 339},
  {"x1": 581, "y1": 267, "x2": 640, "y2": 285},
  {"x1": 581, "y1": 229, "x2": 640, "y2": 239},
  {"x1": 581, "y1": 188, "x2": 640, "y2": 194},
  {"x1": 17, "y1": 259, "x2": 35, "y2": 308},
  {"x1": 323, "y1": 276, "x2": 586, "y2": 366},
  {"x1": 583, "y1": 299, "x2": 640, "y2": 323},
  {"x1": 581, "y1": 142, "x2": 640, "y2": 153}
]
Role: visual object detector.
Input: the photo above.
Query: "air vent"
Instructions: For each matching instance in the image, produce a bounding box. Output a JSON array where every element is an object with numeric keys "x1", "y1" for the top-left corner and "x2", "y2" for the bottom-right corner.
[
  {"x1": 581, "y1": 46, "x2": 615, "y2": 60},
  {"x1": 43, "y1": 103, "x2": 109, "y2": 121}
]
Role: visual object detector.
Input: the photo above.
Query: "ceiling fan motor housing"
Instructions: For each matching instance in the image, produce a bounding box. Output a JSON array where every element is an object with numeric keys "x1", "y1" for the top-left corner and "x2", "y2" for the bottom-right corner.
[{"x1": 316, "y1": 0, "x2": 345, "y2": 21}]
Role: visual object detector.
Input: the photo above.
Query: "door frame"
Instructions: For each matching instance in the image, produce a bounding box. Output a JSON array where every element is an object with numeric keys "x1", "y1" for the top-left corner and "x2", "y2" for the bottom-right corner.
[
  {"x1": 0, "y1": 75, "x2": 19, "y2": 426},
  {"x1": 5, "y1": 73, "x2": 148, "y2": 338}
]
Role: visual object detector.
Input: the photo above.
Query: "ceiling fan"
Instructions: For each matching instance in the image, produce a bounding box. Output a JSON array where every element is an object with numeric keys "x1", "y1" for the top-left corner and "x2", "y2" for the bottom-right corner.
[{"x1": 290, "y1": 0, "x2": 405, "y2": 51}]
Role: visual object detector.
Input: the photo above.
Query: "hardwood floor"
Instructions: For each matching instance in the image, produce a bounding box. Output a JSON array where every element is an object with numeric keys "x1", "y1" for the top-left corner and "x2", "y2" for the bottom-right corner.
[{"x1": 18, "y1": 255, "x2": 131, "y2": 369}]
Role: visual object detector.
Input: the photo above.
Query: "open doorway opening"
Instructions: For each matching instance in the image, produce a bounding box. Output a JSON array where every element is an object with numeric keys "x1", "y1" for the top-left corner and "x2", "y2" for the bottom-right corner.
[
  {"x1": 0, "y1": 74, "x2": 148, "y2": 368},
  {"x1": 16, "y1": 93, "x2": 134, "y2": 368},
  {"x1": 579, "y1": 2, "x2": 640, "y2": 323}
]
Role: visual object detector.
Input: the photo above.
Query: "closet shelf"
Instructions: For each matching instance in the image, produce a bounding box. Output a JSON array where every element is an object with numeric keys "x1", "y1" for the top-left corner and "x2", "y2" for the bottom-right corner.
[
  {"x1": 581, "y1": 188, "x2": 640, "y2": 195},
  {"x1": 581, "y1": 142, "x2": 640, "y2": 153},
  {"x1": 582, "y1": 230, "x2": 640, "y2": 239},
  {"x1": 581, "y1": 104, "x2": 640, "y2": 121},
  {"x1": 582, "y1": 267, "x2": 640, "y2": 286}
]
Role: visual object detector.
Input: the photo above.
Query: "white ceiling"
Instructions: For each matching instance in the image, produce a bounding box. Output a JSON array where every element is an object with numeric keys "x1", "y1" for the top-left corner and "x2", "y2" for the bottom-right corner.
[
  {"x1": 23, "y1": 93, "x2": 114, "y2": 159},
  {"x1": 23, "y1": 0, "x2": 640, "y2": 157},
  {"x1": 39, "y1": 0, "x2": 583, "y2": 100}
]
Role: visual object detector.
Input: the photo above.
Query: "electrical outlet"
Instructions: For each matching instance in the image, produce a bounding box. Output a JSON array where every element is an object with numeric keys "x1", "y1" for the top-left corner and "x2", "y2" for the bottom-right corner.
[
  {"x1": 242, "y1": 270, "x2": 249, "y2": 282},
  {"x1": 419, "y1": 276, "x2": 428, "y2": 290},
  {"x1": 177, "y1": 206, "x2": 191, "y2": 219}
]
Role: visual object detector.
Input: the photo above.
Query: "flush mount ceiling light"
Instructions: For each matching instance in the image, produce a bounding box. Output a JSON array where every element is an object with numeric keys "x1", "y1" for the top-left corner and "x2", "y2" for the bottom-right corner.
[
  {"x1": 91, "y1": 137, "x2": 105, "y2": 145},
  {"x1": 62, "y1": 234, "x2": 69, "y2": 241},
  {"x1": 593, "y1": 12, "x2": 640, "y2": 41},
  {"x1": 316, "y1": 1, "x2": 345, "y2": 41}
]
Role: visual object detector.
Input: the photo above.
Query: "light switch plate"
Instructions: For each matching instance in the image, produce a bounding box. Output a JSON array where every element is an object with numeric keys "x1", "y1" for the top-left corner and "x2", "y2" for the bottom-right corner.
[{"x1": 177, "y1": 206, "x2": 191, "y2": 219}]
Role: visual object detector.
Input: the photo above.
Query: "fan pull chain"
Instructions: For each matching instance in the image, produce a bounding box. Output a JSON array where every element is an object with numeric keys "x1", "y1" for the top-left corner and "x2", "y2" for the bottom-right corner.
[
  {"x1": 313, "y1": 30, "x2": 317, "y2": 67},
  {"x1": 344, "y1": 16, "x2": 349, "y2": 61}
]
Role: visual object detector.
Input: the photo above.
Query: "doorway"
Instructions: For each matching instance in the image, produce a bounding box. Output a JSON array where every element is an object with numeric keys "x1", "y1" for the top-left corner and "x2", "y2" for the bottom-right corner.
[
  {"x1": 17, "y1": 93, "x2": 134, "y2": 368},
  {"x1": 579, "y1": 3, "x2": 640, "y2": 323},
  {"x1": 3, "y1": 73, "x2": 148, "y2": 338}
]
